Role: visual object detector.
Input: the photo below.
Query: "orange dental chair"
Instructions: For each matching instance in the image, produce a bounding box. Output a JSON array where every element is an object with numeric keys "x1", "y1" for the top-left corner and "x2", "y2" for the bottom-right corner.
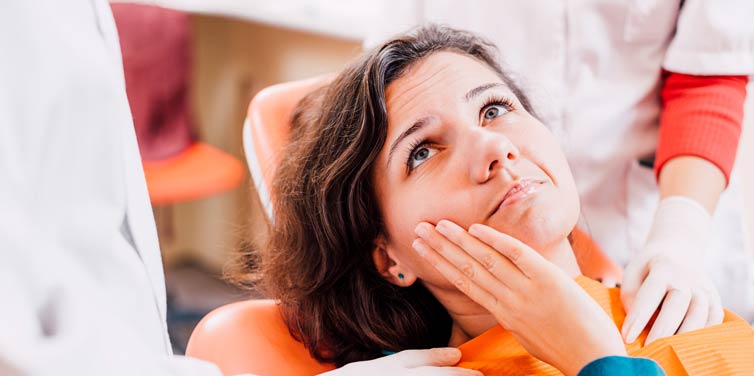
[{"x1": 186, "y1": 77, "x2": 623, "y2": 376}]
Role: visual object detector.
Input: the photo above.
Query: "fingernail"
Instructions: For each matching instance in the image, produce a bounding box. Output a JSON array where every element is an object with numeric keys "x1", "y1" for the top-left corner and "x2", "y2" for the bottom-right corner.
[
  {"x1": 626, "y1": 326, "x2": 640, "y2": 344},
  {"x1": 435, "y1": 220, "x2": 450, "y2": 236},
  {"x1": 412, "y1": 239, "x2": 427, "y2": 256},
  {"x1": 415, "y1": 223, "x2": 430, "y2": 238},
  {"x1": 468, "y1": 224, "x2": 481, "y2": 237},
  {"x1": 439, "y1": 347, "x2": 460, "y2": 358}
]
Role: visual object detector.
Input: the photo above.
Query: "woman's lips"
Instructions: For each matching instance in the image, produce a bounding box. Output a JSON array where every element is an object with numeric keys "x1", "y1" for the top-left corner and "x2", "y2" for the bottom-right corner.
[{"x1": 489, "y1": 178, "x2": 545, "y2": 217}]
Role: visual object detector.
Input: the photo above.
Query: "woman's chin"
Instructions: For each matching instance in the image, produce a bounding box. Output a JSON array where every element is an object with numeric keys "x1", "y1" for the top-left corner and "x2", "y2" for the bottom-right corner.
[{"x1": 487, "y1": 207, "x2": 574, "y2": 252}]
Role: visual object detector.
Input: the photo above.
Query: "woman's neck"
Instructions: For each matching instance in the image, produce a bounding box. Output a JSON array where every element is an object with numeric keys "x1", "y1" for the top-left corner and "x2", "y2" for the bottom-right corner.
[
  {"x1": 541, "y1": 237, "x2": 581, "y2": 278},
  {"x1": 428, "y1": 237, "x2": 580, "y2": 346}
]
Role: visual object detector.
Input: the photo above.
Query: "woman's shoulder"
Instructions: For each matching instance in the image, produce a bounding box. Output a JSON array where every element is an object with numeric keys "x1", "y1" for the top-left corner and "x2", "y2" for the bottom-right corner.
[{"x1": 187, "y1": 299, "x2": 335, "y2": 376}]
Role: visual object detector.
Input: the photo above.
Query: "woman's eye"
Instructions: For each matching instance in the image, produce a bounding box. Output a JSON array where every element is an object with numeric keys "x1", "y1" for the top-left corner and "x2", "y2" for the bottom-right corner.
[
  {"x1": 409, "y1": 145, "x2": 438, "y2": 170},
  {"x1": 482, "y1": 104, "x2": 509, "y2": 122}
]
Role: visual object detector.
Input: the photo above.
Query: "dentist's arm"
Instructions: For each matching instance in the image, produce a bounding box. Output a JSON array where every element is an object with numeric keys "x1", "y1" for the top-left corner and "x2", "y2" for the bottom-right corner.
[
  {"x1": 0, "y1": 2, "x2": 238, "y2": 373},
  {"x1": 620, "y1": 73, "x2": 747, "y2": 344},
  {"x1": 0, "y1": 224, "x2": 226, "y2": 376}
]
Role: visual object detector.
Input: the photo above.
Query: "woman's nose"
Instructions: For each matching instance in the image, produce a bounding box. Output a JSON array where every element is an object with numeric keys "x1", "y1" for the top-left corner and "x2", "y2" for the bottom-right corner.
[{"x1": 467, "y1": 131, "x2": 520, "y2": 184}]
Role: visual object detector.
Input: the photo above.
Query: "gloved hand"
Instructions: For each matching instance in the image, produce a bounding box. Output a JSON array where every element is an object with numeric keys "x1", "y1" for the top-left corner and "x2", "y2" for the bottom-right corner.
[
  {"x1": 319, "y1": 348, "x2": 482, "y2": 376},
  {"x1": 621, "y1": 196, "x2": 724, "y2": 345}
]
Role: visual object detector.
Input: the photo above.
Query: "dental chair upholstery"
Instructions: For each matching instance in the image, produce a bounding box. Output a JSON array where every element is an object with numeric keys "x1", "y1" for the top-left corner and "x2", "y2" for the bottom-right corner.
[{"x1": 186, "y1": 76, "x2": 623, "y2": 375}]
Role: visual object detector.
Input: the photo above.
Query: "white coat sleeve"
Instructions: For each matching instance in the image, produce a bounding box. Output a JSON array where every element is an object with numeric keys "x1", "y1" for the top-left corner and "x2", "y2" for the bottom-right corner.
[
  {"x1": 0, "y1": 0, "x2": 230, "y2": 374},
  {"x1": 0, "y1": 227, "x2": 224, "y2": 376},
  {"x1": 663, "y1": 0, "x2": 754, "y2": 75}
]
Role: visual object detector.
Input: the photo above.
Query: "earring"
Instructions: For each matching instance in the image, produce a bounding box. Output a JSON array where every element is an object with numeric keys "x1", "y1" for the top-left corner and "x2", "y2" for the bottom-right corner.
[{"x1": 398, "y1": 273, "x2": 405, "y2": 280}]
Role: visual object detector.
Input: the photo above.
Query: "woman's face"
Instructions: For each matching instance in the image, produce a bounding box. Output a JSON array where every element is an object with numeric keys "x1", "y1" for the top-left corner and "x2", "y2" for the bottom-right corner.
[{"x1": 372, "y1": 51, "x2": 580, "y2": 288}]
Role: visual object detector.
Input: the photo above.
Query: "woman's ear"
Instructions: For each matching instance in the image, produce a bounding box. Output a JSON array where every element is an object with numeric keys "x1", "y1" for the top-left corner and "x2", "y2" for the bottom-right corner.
[{"x1": 372, "y1": 234, "x2": 417, "y2": 287}]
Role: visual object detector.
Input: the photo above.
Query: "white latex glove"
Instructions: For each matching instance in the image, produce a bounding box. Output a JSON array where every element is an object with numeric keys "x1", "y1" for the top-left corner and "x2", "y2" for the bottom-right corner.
[
  {"x1": 319, "y1": 348, "x2": 482, "y2": 376},
  {"x1": 621, "y1": 196, "x2": 724, "y2": 345}
]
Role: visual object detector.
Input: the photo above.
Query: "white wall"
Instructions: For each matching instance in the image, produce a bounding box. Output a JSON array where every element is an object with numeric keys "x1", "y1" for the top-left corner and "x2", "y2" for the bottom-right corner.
[{"x1": 159, "y1": 15, "x2": 361, "y2": 270}]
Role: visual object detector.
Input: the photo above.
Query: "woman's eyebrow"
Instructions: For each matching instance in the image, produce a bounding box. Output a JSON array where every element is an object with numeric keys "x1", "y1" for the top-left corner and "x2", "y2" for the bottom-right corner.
[
  {"x1": 387, "y1": 116, "x2": 431, "y2": 168},
  {"x1": 385, "y1": 82, "x2": 504, "y2": 169},
  {"x1": 464, "y1": 82, "x2": 505, "y2": 102}
]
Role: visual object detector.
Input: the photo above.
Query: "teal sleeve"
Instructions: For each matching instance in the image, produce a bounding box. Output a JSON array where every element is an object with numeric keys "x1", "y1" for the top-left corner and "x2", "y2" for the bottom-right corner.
[{"x1": 578, "y1": 356, "x2": 665, "y2": 376}]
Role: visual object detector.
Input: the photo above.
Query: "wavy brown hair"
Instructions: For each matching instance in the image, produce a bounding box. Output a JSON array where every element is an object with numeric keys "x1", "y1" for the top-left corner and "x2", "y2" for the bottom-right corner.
[{"x1": 234, "y1": 25, "x2": 537, "y2": 367}]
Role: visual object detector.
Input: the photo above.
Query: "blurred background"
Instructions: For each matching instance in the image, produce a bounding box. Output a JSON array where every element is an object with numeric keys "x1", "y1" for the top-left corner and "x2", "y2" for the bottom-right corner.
[{"x1": 107, "y1": 0, "x2": 754, "y2": 354}]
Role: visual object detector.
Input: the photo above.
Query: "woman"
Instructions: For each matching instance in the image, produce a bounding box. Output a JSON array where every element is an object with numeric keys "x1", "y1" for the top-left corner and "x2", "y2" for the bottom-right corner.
[
  {"x1": 368, "y1": 0, "x2": 754, "y2": 338},
  {"x1": 235, "y1": 26, "x2": 753, "y2": 375}
]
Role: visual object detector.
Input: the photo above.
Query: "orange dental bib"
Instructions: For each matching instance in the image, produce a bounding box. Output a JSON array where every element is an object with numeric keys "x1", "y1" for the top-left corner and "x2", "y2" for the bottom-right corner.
[{"x1": 458, "y1": 277, "x2": 754, "y2": 375}]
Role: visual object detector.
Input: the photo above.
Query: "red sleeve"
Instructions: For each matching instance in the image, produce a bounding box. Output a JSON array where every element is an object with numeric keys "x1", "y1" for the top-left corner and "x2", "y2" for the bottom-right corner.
[{"x1": 654, "y1": 71, "x2": 748, "y2": 185}]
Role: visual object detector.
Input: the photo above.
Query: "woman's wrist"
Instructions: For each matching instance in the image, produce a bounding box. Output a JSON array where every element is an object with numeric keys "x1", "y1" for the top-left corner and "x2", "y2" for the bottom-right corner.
[{"x1": 563, "y1": 337, "x2": 627, "y2": 376}]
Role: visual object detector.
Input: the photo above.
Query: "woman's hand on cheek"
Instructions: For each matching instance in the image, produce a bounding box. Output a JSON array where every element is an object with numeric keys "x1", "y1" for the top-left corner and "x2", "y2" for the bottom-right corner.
[
  {"x1": 319, "y1": 348, "x2": 482, "y2": 376},
  {"x1": 413, "y1": 221, "x2": 627, "y2": 376}
]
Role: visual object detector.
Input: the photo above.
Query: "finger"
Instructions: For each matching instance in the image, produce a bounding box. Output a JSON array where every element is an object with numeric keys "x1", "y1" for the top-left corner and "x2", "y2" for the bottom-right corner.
[
  {"x1": 601, "y1": 278, "x2": 619, "y2": 288},
  {"x1": 706, "y1": 291, "x2": 725, "y2": 327},
  {"x1": 391, "y1": 348, "x2": 461, "y2": 368},
  {"x1": 622, "y1": 271, "x2": 668, "y2": 343},
  {"x1": 645, "y1": 289, "x2": 692, "y2": 344},
  {"x1": 620, "y1": 257, "x2": 649, "y2": 311},
  {"x1": 411, "y1": 366, "x2": 483, "y2": 376},
  {"x1": 415, "y1": 223, "x2": 511, "y2": 296},
  {"x1": 413, "y1": 238, "x2": 503, "y2": 311},
  {"x1": 435, "y1": 220, "x2": 523, "y2": 289},
  {"x1": 467, "y1": 223, "x2": 547, "y2": 279},
  {"x1": 677, "y1": 294, "x2": 709, "y2": 334}
]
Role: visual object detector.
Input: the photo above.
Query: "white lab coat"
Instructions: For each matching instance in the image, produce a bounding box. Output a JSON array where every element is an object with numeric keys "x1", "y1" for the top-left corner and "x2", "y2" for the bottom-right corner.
[
  {"x1": 369, "y1": 0, "x2": 754, "y2": 320},
  {"x1": 0, "y1": 0, "x2": 221, "y2": 374}
]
